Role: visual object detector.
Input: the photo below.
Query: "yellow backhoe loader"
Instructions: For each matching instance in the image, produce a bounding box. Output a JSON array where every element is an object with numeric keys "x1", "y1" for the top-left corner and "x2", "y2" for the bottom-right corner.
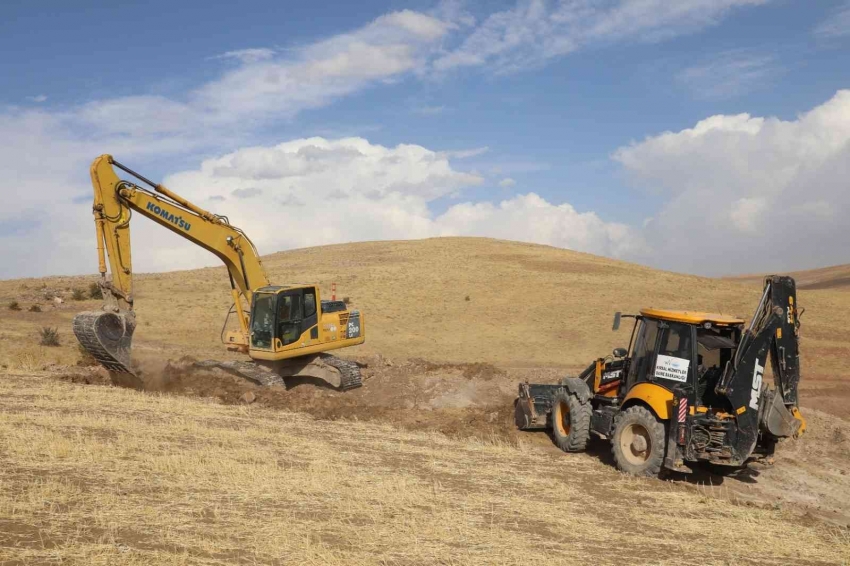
[
  {"x1": 73, "y1": 155, "x2": 366, "y2": 390},
  {"x1": 516, "y1": 276, "x2": 805, "y2": 476}
]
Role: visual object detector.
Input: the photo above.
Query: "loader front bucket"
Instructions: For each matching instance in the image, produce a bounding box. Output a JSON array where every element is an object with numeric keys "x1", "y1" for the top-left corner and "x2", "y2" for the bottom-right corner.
[{"x1": 73, "y1": 311, "x2": 142, "y2": 389}]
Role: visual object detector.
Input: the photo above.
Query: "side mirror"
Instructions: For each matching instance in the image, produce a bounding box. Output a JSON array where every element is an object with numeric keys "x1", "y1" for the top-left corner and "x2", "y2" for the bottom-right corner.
[
  {"x1": 612, "y1": 311, "x2": 621, "y2": 331},
  {"x1": 613, "y1": 347, "x2": 628, "y2": 358}
]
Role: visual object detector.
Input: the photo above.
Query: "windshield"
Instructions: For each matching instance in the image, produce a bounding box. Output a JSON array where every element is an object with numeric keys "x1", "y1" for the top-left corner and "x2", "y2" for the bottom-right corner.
[
  {"x1": 628, "y1": 319, "x2": 659, "y2": 386},
  {"x1": 250, "y1": 293, "x2": 276, "y2": 349},
  {"x1": 277, "y1": 291, "x2": 304, "y2": 346}
]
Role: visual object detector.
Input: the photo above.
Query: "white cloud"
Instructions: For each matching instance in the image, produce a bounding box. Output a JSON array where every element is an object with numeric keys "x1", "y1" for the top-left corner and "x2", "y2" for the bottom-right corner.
[
  {"x1": 614, "y1": 89, "x2": 850, "y2": 274},
  {"x1": 441, "y1": 146, "x2": 489, "y2": 159},
  {"x1": 814, "y1": 1, "x2": 850, "y2": 39},
  {"x1": 9, "y1": 9, "x2": 453, "y2": 150},
  {"x1": 678, "y1": 50, "x2": 777, "y2": 99},
  {"x1": 135, "y1": 138, "x2": 639, "y2": 272},
  {"x1": 435, "y1": 193, "x2": 643, "y2": 258},
  {"x1": 498, "y1": 177, "x2": 517, "y2": 188},
  {"x1": 213, "y1": 48, "x2": 277, "y2": 63},
  {"x1": 434, "y1": 0, "x2": 769, "y2": 74},
  {"x1": 728, "y1": 197, "x2": 766, "y2": 232},
  {"x1": 26, "y1": 94, "x2": 47, "y2": 103},
  {"x1": 194, "y1": 10, "x2": 450, "y2": 121}
]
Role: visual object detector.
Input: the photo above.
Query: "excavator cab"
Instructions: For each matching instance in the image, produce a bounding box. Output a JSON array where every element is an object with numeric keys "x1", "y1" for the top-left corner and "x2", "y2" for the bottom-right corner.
[
  {"x1": 244, "y1": 285, "x2": 363, "y2": 357},
  {"x1": 248, "y1": 287, "x2": 316, "y2": 350}
]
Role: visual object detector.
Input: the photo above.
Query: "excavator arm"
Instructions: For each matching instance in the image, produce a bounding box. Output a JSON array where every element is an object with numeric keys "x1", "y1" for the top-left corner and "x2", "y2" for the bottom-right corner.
[{"x1": 75, "y1": 155, "x2": 270, "y2": 379}]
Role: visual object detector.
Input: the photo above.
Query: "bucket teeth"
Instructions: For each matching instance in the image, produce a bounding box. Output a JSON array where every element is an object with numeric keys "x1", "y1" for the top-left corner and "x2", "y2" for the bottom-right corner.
[{"x1": 73, "y1": 311, "x2": 136, "y2": 375}]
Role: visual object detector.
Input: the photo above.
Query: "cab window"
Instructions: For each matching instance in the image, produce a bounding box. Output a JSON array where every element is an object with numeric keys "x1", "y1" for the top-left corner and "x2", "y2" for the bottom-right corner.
[
  {"x1": 278, "y1": 291, "x2": 304, "y2": 346},
  {"x1": 278, "y1": 294, "x2": 302, "y2": 323},
  {"x1": 659, "y1": 322, "x2": 693, "y2": 360},
  {"x1": 628, "y1": 318, "x2": 659, "y2": 386},
  {"x1": 304, "y1": 291, "x2": 316, "y2": 318},
  {"x1": 250, "y1": 293, "x2": 276, "y2": 349},
  {"x1": 654, "y1": 322, "x2": 695, "y2": 385}
]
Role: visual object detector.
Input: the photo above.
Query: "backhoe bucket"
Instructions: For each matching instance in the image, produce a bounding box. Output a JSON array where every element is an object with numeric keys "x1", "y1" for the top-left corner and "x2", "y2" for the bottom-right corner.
[{"x1": 73, "y1": 311, "x2": 142, "y2": 389}]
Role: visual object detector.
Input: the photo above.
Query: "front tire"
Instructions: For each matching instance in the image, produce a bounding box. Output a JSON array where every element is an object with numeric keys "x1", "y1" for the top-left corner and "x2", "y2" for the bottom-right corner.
[
  {"x1": 612, "y1": 405, "x2": 666, "y2": 477},
  {"x1": 550, "y1": 389, "x2": 591, "y2": 452}
]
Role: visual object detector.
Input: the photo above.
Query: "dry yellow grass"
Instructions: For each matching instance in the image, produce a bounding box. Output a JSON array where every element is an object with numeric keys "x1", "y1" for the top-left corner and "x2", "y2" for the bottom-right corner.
[{"x1": 0, "y1": 371, "x2": 847, "y2": 565}]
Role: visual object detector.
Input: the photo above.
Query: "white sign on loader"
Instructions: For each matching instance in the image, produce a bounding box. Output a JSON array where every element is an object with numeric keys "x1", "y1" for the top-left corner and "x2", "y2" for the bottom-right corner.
[{"x1": 654, "y1": 355, "x2": 690, "y2": 383}]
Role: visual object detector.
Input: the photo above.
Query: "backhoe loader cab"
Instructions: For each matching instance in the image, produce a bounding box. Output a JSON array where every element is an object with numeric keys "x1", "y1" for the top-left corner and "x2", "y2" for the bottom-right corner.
[
  {"x1": 622, "y1": 310, "x2": 743, "y2": 412},
  {"x1": 516, "y1": 276, "x2": 806, "y2": 477}
]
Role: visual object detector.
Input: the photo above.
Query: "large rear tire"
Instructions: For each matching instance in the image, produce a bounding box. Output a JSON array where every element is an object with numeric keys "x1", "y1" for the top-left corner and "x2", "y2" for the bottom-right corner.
[
  {"x1": 550, "y1": 389, "x2": 591, "y2": 452},
  {"x1": 611, "y1": 405, "x2": 666, "y2": 477}
]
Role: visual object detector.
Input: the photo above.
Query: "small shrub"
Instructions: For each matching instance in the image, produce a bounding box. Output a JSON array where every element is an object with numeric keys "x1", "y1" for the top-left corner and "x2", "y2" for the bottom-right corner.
[
  {"x1": 465, "y1": 295, "x2": 471, "y2": 302},
  {"x1": 342, "y1": 296, "x2": 351, "y2": 305},
  {"x1": 43, "y1": 292, "x2": 54, "y2": 301},
  {"x1": 28, "y1": 304, "x2": 42, "y2": 313},
  {"x1": 8, "y1": 301, "x2": 21, "y2": 311},
  {"x1": 39, "y1": 327, "x2": 60, "y2": 347},
  {"x1": 89, "y1": 282, "x2": 103, "y2": 300},
  {"x1": 71, "y1": 288, "x2": 86, "y2": 301}
]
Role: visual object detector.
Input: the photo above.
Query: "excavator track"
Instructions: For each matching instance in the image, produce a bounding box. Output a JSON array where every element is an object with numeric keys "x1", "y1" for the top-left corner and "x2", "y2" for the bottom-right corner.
[
  {"x1": 194, "y1": 353, "x2": 362, "y2": 391},
  {"x1": 193, "y1": 360, "x2": 285, "y2": 387},
  {"x1": 73, "y1": 311, "x2": 136, "y2": 375},
  {"x1": 317, "y1": 354, "x2": 363, "y2": 391}
]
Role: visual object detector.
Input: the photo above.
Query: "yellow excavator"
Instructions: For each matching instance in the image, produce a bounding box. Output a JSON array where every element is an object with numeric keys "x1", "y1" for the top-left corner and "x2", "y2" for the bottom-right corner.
[{"x1": 73, "y1": 155, "x2": 366, "y2": 390}]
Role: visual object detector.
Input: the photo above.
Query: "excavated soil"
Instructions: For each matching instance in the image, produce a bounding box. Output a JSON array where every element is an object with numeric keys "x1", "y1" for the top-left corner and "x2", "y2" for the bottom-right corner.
[{"x1": 61, "y1": 354, "x2": 565, "y2": 444}]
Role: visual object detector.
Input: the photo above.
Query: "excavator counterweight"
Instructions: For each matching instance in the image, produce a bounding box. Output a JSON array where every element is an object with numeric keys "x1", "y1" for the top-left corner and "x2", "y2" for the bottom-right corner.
[{"x1": 74, "y1": 155, "x2": 366, "y2": 391}]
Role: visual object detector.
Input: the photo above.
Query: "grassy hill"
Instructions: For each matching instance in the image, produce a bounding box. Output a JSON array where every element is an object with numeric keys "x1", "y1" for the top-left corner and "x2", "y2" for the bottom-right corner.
[{"x1": 2, "y1": 237, "x2": 847, "y2": 375}]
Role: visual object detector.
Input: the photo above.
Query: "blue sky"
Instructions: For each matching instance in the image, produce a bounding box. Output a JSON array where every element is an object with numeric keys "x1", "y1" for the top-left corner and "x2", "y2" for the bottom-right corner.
[{"x1": 1, "y1": 0, "x2": 849, "y2": 277}]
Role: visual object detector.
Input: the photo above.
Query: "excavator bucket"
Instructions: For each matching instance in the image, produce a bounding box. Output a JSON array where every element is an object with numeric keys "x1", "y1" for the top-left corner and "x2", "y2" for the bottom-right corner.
[{"x1": 73, "y1": 311, "x2": 143, "y2": 389}]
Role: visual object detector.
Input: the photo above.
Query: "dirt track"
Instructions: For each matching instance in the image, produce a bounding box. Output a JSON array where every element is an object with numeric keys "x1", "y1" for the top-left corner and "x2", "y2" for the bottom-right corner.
[{"x1": 57, "y1": 353, "x2": 850, "y2": 529}]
